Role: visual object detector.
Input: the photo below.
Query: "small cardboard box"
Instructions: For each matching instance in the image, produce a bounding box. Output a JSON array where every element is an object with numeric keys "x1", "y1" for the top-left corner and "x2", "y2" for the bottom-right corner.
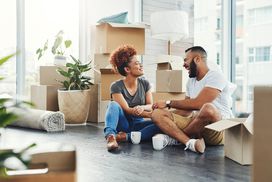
[
  {"x1": 98, "y1": 100, "x2": 110, "y2": 122},
  {"x1": 31, "y1": 85, "x2": 60, "y2": 111},
  {"x1": 1, "y1": 146, "x2": 76, "y2": 182},
  {"x1": 253, "y1": 86, "x2": 272, "y2": 181},
  {"x1": 156, "y1": 55, "x2": 183, "y2": 70},
  {"x1": 93, "y1": 54, "x2": 110, "y2": 84},
  {"x1": 205, "y1": 116, "x2": 253, "y2": 165},
  {"x1": 100, "y1": 68, "x2": 123, "y2": 101},
  {"x1": 156, "y1": 70, "x2": 185, "y2": 93},
  {"x1": 39, "y1": 66, "x2": 66, "y2": 86},
  {"x1": 152, "y1": 92, "x2": 186, "y2": 102},
  {"x1": 95, "y1": 23, "x2": 145, "y2": 54},
  {"x1": 87, "y1": 84, "x2": 99, "y2": 123}
]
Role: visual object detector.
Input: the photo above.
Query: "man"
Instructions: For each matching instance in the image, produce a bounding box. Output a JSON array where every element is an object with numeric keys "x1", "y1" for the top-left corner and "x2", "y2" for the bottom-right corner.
[{"x1": 152, "y1": 46, "x2": 233, "y2": 154}]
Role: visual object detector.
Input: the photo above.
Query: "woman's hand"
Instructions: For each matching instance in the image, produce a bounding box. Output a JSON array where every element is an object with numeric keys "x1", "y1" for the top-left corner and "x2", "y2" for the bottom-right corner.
[{"x1": 133, "y1": 105, "x2": 144, "y2": 116}]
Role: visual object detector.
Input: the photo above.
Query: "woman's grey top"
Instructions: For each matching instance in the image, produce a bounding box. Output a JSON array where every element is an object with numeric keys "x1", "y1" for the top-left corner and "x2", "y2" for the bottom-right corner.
[{"x1": 110, "y1": 77, "x2": 151, "y2": 107}]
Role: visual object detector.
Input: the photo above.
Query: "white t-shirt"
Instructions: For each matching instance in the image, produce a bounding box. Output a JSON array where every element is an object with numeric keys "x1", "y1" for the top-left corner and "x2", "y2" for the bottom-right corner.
[{"x1": 186, "y1": 70, "x2": 233, "y2": 119}]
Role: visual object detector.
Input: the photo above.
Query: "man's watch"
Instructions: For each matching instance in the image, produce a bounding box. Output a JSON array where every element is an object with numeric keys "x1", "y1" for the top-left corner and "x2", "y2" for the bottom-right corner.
[{"x1": 166, "y1": 100, "x2": 171, "y2": 109}]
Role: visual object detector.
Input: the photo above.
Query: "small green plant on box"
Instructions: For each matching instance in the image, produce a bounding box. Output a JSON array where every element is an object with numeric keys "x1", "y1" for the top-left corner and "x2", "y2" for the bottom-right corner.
[
  {"x1": 56, "y1": 55, "x2": 93, "y2": 90},
  {"x1": 36, "y1": 30, "x2": 72, "y2": 60},
  {"x1": 0, "y1": 53, "x2": 36, "y2": 176}
]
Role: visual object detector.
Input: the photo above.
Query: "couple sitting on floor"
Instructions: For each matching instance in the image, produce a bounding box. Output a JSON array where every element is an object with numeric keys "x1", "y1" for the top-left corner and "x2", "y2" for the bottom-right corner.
[{"x1": 104, "y1": 45, "x2": 233, "y2": 153}]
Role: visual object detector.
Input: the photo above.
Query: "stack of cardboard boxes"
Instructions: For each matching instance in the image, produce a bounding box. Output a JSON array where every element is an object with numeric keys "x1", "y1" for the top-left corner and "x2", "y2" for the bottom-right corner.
[
  {"x1": 88, "y1": 22, "x2": 146, "y2": 123},
  {"x1": 31, "y1": 66, "x2": 66, "y2": 111},
  {"x1": 153, "y1": 55, "x2": 187, "y2": 103}
]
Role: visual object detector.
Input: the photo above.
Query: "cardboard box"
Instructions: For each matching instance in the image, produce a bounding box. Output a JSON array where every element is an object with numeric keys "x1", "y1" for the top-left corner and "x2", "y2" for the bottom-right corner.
[
  {"x1": 92, "y1": 54, "x2": 110, "y2": 84},
  {"x1": 156, "y1": 70, "x2": 185, "y2": 93},
  {"x1": 152, "y1": 92, "x2": 185, "y2": 102},
  {"x1": 95, "y1": 23, "x2": 145, "y2": 54},
  {"x1": 40, "y1": 66, "x2": 66, "y2": 86},
  {"x1": 156, "y1": 55, "x2": 183, "y2": 70},
  {"x1": 253, "y1": 86, "x2": 272, "y2": 181},
  {"x1": 1, "y1": 146, "x2": 76, "y2": 182},
  {"x1": 31, "y1": 85, "x2": 60, "y2": 111},
  {"x1": 205, "y1": 116, "x2": 253, "y2": 165},
  {"x1": 100, "y1": 68, "x2": 123, "y2": 100},
  {"x1": 98, "y1": 100, "x2": 110, "y2": 122},
  {"x1": 87, "y1": 84, "x2": 99, "y2": 123}
]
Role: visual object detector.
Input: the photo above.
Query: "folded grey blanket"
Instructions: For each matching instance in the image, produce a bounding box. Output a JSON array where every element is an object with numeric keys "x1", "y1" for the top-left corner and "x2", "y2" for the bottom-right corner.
[{"x1": 8, "y1": 108, "x2": 65, "y2": 132}]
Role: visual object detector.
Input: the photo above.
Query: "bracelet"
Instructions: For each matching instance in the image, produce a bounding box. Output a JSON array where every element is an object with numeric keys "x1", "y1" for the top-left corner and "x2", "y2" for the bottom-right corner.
[{"x1": 166, "y1": 100, "x2": 171, "y2": 109}]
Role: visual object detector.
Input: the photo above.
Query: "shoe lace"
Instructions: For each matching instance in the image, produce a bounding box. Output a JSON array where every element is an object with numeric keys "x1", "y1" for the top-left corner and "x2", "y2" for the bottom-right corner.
[{"x1": 184, "y1": 139, "x2": 196, "y2": 152}]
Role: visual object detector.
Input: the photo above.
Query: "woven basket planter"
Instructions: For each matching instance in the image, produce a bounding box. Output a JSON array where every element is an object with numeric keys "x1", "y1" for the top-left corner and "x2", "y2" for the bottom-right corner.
[{"x1": 58, "y1": 89, "x2": 91, "y2": 124}]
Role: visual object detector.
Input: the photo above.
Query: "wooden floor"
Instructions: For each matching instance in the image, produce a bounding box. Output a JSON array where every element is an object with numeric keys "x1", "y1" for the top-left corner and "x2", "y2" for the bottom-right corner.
[{"x1": 1, "y1": 124, "x2": 251, "y2": 182}]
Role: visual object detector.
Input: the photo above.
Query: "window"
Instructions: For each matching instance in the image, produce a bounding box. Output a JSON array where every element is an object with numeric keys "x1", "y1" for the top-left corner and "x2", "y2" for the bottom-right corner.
[
  {"x1": 217, "y1": 18, "x2": 221, "y2": 30},
  {"x1": 248, "y1": 6, "x2": 272, "y2": 25},
  {"x1": 248, "y1": 47, "x2": 271, "y2": 63},
  {"x1": 195, "y1": 17, "x2": 208, "y2": 33},
  {"x1": 0, "y1": 0, "x2": 16, "y2": 97},
  {"x1": 24, "y1": 0, "x2": 79, "y2": 99},
  {"x1": 234, "y1": 0, "x2": 272, "y2": 115}
]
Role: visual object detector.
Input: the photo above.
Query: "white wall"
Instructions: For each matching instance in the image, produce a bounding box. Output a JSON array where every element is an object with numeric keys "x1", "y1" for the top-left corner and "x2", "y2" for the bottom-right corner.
[{"x1": 79, "y1": 0, "x2": 136, "y2": 62}]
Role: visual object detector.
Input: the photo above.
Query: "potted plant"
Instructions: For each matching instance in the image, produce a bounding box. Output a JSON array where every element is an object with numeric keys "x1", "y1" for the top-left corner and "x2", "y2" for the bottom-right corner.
[
  {"x1": 57, "y1": 55, "x2": 93, "y2": 124},
  {"x1": 36, "y1": 30, "x2": 72, "y2": 66},
  {"x1": 0, "y1": 53, "x2": 36, "y2": 176}
]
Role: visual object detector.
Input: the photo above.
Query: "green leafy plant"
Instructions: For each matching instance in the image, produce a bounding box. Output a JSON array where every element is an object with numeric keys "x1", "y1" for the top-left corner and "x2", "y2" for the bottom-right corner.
[
  {"x1": 0, "y1": 53, "x2": 36, "y2": 175},
  {"x1": 57, "y1": 55, "x2": 93, "y2": 90},
  {"x1": 36, "y1": 30, "x2": 72, "y2": 60},
  {"x1": 0, "y1": 143, "x2": 37, "y2": 176}
]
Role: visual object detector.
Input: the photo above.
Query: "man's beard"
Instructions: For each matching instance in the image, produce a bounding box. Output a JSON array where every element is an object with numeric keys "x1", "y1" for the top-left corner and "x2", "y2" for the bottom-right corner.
[{"x1": 189, "y1": 61, "x2": 197, "y2": 78}]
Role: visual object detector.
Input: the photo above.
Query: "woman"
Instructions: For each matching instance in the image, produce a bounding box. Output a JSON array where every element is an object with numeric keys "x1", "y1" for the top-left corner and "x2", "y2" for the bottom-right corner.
[{"x1": 104, "y1": 45, "x2": 161, "y2": 151}]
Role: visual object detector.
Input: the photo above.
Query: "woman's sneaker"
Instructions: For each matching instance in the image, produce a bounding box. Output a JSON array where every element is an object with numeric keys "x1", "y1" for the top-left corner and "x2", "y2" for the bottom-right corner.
[
  {"x1": 106, "y1": 134, "x2": 118, "y2": 151},
  {"x1": 116, "y1": 132, "x2": 127, "y2": 142}
]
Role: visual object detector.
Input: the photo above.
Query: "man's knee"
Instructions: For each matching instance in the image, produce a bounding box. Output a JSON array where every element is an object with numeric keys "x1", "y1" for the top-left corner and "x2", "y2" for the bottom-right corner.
[
  {"x1": 152, "y1": 109, "x2": 167, "y2": 124},
  {"x1": 200, "y1": 103, "x2": 220, "y2": 120}
]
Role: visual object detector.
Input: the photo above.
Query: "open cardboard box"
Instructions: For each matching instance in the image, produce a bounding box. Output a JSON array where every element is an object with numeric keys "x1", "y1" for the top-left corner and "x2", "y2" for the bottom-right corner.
[
  {"x1": 95, "y1": 23, "x2": 146, "y2": 54},
  {"x1": 205, "y1": 115, "x2": 253, "y2": 165},
  {"x1": 156, "y1": 55, "x2": 182, "y2": 70},
  {"x1": 253, "y1": 86, "x2": 272, "y2": 181},
  {"x1": 0, "y1": 144, "x2": 77, "y2": 182}
]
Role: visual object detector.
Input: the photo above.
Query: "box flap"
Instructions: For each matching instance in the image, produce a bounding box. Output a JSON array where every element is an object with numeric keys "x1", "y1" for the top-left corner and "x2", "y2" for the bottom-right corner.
[
  {"x1": 100, "y1": 68, "x2": 116, "y2": 74},
  {"x1": 243, "y1": 114, "x2": 253, "y2": 134},
  {"x1": 156, "y1": 55, "x2": 183, "y2": 70},
  {"x1": 205, "y1": 119, "x2": 242, "y2": 132},
  {"x1": 98, "y1": 22, "x2": 146, "y2": 29}
]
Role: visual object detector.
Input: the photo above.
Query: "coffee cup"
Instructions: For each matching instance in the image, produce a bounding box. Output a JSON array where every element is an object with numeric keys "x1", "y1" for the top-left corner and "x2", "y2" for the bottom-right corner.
[{"x1": 131, "y1": 131, "x2": 141, "y2": 144}]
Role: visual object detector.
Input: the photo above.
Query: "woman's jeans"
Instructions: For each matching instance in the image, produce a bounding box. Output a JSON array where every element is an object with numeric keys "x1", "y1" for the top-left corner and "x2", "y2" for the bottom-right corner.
[{"x1": 104, "y1": 101, "x2": 161, "y2": 142}]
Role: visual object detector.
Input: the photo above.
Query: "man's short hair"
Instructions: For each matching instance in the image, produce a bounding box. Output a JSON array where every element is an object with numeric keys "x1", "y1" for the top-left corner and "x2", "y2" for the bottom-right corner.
[{"x1": 185, "y1": 46, "x2": 207, "y2": 60}]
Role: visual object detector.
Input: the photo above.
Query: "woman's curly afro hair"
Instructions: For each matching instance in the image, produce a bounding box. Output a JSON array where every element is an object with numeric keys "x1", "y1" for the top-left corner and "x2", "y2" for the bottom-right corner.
[{"x1": 109, "y1": 45, "x2": 137, "y2": 76}]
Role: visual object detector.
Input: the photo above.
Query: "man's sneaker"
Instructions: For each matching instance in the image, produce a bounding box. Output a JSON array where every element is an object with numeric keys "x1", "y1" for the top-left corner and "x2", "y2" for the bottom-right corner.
[
  {"x1": 184, "y1": 138, "x2": 205, "y2": 154},
  {"x1": 152, "y1": 134, "x2": 181, "y2": 151},
  {"x1": 116, "y1": 132, "x2": 127, "y2": 142},
  {"x1": 106, "y1": 134, "x2": 118, "y2": 151}
]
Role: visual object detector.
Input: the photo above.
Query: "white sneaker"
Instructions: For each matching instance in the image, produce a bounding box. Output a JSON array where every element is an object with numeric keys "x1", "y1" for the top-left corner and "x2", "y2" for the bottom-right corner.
[
  {"x1": 184, "y1": 138, "x2": 205, "y2": 154},
  {"x1": 152, "y1": 134, "x2": 180, "y2": 151}
]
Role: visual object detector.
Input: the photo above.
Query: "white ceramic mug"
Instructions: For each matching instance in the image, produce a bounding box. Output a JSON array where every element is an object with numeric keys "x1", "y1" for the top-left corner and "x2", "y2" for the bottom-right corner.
[
  {"x1": 131, "y1": 131, "x2": 141, "y2": 144},
  {"x1": 152, "y1": 135, "x2": 168, "y2": 150}
]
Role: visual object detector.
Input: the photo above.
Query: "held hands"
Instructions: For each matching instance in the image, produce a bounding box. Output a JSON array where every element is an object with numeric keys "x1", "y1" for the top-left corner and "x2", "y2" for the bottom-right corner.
[
  {"x1": 152, "y1": 101, "x2": 167, "y2": 110},
  {"x1": 133, "y1": 105, "x2": 145, "y2": 116}
]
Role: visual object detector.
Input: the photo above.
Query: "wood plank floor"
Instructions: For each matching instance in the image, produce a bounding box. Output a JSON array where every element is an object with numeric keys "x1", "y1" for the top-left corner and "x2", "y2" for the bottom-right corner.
[{"x1": 1, "y1": 124, "x2": 251, "y2": 182}]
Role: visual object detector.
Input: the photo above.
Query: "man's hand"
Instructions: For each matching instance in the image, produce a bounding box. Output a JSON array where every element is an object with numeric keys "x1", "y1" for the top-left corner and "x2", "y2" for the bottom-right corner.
[
  {"x1": 133, "y1": 105, "x2": 144, "y2": 115},
  {"x1": 152, "y1": 101, "x2": 167, "y2": 110}
]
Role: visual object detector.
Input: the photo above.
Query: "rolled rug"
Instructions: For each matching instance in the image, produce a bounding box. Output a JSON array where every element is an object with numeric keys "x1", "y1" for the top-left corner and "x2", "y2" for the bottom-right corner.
[{"x1": 8, "y1": 108, "x2": 65, "y2": 132}]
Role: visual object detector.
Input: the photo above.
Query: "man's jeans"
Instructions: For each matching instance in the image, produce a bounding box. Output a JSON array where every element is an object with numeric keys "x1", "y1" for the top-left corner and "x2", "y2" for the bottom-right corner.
[{"x1": 104, "y1": 101, "x2": 161, "y2": 142}]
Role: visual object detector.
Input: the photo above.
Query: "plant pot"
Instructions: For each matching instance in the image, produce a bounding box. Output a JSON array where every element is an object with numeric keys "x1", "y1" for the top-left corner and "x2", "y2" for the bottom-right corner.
[
  {"x1": 58, "y1": 89, "x2": 91, "y2": 124},
  {"x1": 54, "y1": 55, "x2": 67, "y2": 66}
]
